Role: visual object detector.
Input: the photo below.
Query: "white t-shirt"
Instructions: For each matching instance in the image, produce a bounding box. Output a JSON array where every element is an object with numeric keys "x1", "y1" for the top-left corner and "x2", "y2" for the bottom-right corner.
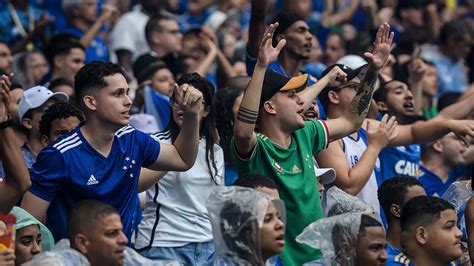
[
  {"x1": 135, "y1": 131, "x2": 225, "y2": 249},
  {"x1": 110, "y1": 6, "x2": 150, "y2": 61},
  {"x1": 341, "y1": 130, "x2": 381, "y2": 219}
]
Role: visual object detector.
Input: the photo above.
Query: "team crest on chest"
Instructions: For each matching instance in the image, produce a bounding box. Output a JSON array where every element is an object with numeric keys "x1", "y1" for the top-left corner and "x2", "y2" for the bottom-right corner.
[
  {"x1": 122, "y1": 156, "x2": 137, "y2": 178},
  {"x1": 292, "y1": 165, "x2": 302, "y2": 173}
]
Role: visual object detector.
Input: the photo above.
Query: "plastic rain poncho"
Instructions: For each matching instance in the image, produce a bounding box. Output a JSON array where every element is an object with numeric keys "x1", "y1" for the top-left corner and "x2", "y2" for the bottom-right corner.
[
  {"x1": 442, "y1": 180, "x2": 473, "y2": 265},
  {"x1": 206, "y1": 186, "x2": 286, "y2": 265},
  {"x1": 11, "y1": 206, "x2": 55, "y2": 251},
  {"x1": 296, "y1": 212, "x2": 365, "y2": 266},
  {"x1": 325, "y1": 187, "x2": 374, "y2": 217}
]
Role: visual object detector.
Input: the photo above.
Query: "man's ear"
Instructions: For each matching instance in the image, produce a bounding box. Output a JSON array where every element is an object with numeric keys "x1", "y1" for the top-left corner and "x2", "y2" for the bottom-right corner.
[
  {"x1": 263, "y1": 101, "x2": 277, "y2": 115},
  {"x1": 54, "y1": 56, "x2": 64, "y2": 69},
  {"x1": 275, "y1": 33, "x2": 284, "y2": 44},
  {"x1": 415, "y1": 226, "x2": 428, "y2": 245},
  {"x1": 432, "y1": 141, "x2": 443, "y2": 153},
  {"x1": 390, "y1": 204, "x2": 402, "y2": 219},
  {"x1": 40, "y1": 135, "x2": 50, "y2": 147},
  {"x1": 328, "y1": 90, "x2": 340, "y2": 105},
  {"x1": 73, "y1": 234, "x2": 89, "y2": 255},
  {"x1": 376, "y1": 101, "x2": 388, "y2": 113},
  {"x1": 150, "y1": 31, "x2": 162, "y2": 46},
  {"x1": 22, "y1": 117, "x2": 33, "y2": 130},
  {"x1": 83, "y1": 95, "x2": 97, "y2": 111}
]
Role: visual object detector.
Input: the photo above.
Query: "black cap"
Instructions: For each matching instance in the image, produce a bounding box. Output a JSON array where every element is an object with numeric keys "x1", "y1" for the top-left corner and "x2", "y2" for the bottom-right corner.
[{"x1": 260, "y1": 69, "x2": 308, "y2": 108}]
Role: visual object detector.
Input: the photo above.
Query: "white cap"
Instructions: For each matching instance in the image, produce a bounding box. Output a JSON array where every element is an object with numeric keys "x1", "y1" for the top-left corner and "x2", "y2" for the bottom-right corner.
[
  {"x1": 129, "y1": 114, "x2": 159, "y2": 134},
  {"x1": 337, "y1": 55, "x2": 368, "y2": 69},
  {"x1": 18, "y1": 86, "x2": 69, "y2": 122},
  {"x1": 315, "y1": 167, "x2": 336, "y2": 185}
]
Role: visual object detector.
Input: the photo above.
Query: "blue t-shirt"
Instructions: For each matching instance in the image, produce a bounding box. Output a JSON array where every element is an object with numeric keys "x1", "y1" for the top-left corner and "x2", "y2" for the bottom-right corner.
[
  {"x1": 385, "y1": 243, "x2": 411, "y2": 266},
  {"x1": 29, "y1": 123, "x2": 161, "y2": 241},
  {"x1": 62, "y1": 26, "x2": 109, "y2": 62},
  {"x1": 379, "y1": 144, "x2": 421, "y2": 182},
  {"x1": 418, "y1": 165, "x2": 459, "y2": 197}
]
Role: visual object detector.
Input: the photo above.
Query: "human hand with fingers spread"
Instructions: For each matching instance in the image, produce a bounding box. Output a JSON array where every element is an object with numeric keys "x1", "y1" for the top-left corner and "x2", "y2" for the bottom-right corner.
[
  {"x1": 364, "y1": 23, "x2": 394, "y2": 71},
  {"x1": 367, "y1": 114, "x2": 398, "y2": 150},
  {"x1": 256, "y1": 22, "x2": 286, "y2": 67},
  {"x1": 172, "y1": 83, "x2": 204, "y2": 115}
]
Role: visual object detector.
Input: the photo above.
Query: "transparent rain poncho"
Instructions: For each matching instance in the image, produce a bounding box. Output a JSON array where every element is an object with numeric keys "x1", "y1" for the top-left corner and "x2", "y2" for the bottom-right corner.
[
  {"x1": 207, "y1": 186, "x2": 286, "y2": 265},
  {"x1": 442, "y1": 180, "x2": 473, "y2": 265},
  {"x1": 442, "y1": 180, "x2": 473, "y2": 238},
  {"x1": 296, "y1": 212, "x2": 365, "y2": 266},
  {"x1": 325, "y1": 186, "x2": 374, "y2": 217}
]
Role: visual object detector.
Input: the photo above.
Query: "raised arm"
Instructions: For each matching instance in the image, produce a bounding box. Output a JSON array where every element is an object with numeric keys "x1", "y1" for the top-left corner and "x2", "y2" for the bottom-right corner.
[
  {"x1": 325, "y1": 23, "x2": 394, "y2": 141},
  {"x1": 233, "y1": 23, "x2": 286, "y2": 158},
  {"x1": 298, "y1": 66, "x2": 347, "y2": 112},
  {"x1": 388, "y1": 117, "x2": 474, "y2": 147},
  {"x1": 0, "y1": 74, "x2": 31, "y2": 214},
  {"x1": 316, "y1": 115, "x2": 397, "y2": 195},
  {"x1": 147, "y1": 84, "x2": 203, "y2": 171},
  {"x1": 247, "y1": 0, "x2": 269, "y2": 58}
]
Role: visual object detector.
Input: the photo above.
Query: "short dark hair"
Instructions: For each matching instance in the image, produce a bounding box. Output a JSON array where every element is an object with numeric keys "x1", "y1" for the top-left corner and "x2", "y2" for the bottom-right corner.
[
  {"x1": 401, "y1": 196, "x2": 454, "y2": 233},
  {"x1": 49, "y1": 78, "x2": 74, "y2": 92},
  {"x1": 68, "y1": 200, "x2": 120, "y2": 247},
  {"x1": 144, "y1": 15, "x2": 175, "y2": 45},
  {"x1": 271, "y1": 10, "x2": 306, "y2": 46},
  {"x1": 234, "y1": 173, "x2": 277, "y2": 190},
  {"x1": 359, "y1": 214, "x2": 382, "y2": 234},
  {"x1": 74, "y1": 61, "x2": 126, "y2": 110},
  {"x1": 439, "y1": 19, "x2": 471, "y2": 45},
  {"x1": 39, "y1": 102, "x2": 84, "y2": 137},
  {"x1": 378, "y1": 176, "x2": 423, "y2": 223},
  {"x1": 45, "y1": 38, "x2": 84, "y2": 67},
  {"x1": 373, "y1": 79, "x2": 398, "y2": 103}
]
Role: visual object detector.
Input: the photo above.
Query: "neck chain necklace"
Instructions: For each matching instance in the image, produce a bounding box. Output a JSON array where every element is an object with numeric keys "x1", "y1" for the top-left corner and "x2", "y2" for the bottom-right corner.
[{"x1": 7, "y1": 1, "x2": 35, "y2": 50}]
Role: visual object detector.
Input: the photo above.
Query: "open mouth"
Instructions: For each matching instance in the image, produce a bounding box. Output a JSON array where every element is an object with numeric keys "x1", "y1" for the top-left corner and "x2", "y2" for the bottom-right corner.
[
  {"x1": 304, "y1": 110, "x2": 318, "y2": 119},
  {"x1": 403, "y1": 101, "x2": 415, "y2": 112}
]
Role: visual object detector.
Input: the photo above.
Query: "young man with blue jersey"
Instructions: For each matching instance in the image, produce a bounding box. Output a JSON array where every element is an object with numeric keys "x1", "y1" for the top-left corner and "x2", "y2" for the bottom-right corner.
[
  {"x1": 21, "y1": 61, "x2": 203, "y2": 241},
  {"x1": 374, "y1": 80, "x2": 474, "y2": 182},
  {"x1": 377, "y1": 176, "x2": 426, "y2": 265},
  {"x1": 398, "y1": 196, "x2": 461, "y2": 266},
  {"x1": 419, "y1": 133, "x2": 468, "y2": 197}
]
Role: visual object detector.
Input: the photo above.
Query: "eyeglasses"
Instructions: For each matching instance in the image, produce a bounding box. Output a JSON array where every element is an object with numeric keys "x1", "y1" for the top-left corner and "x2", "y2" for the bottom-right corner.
[{"x1": 333, "y1": 82, "x2": 359, "y2": 92}]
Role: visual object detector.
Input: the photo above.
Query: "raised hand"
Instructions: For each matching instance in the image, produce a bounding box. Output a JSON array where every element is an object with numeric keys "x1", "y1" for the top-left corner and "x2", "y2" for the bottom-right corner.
[
  {"x1": 447, "y1": 119, "x2": 474, "y2": 145},
  {"x1": 364, "y1": 23, "x2": 394, "y2": 71},
  {"x1": 322, "y1": 66, "x2": 348, "y2": 87},
  {"x1": 0, "y1": 74, "x2": 12, "y2": 122},
  {"x1": 256, "y1": 22, "x2": 286, "y2": 67},
  {"x1": 172, "y1": 83, "x2": 204, "y2": 115},
  {"x1": 367, "y1": 114, "x2": 398, "y2": 150}
]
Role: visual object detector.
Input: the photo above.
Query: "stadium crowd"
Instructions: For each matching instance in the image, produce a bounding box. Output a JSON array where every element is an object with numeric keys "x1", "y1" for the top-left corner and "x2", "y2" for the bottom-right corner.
[{"x1": 0, "y1": 0, "x2": 474, "y2": 265}]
